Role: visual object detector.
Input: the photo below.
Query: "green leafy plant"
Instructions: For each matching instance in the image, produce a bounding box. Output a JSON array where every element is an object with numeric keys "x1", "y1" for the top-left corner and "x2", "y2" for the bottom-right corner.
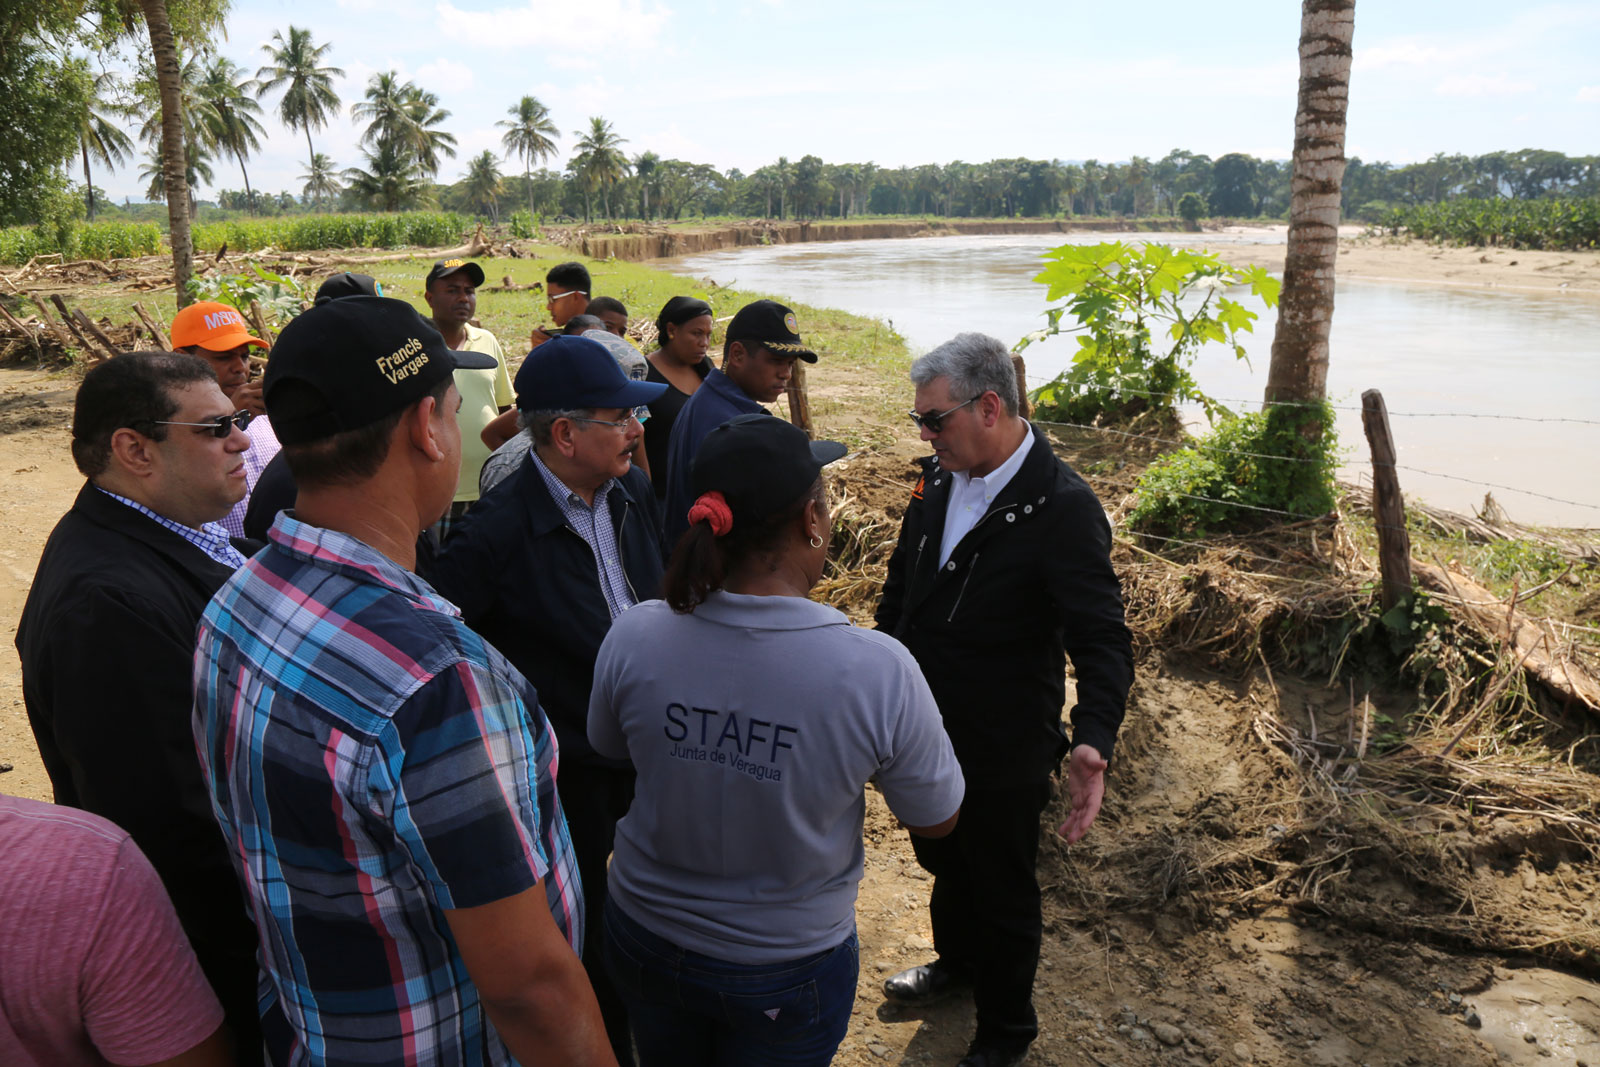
[
  {"x1": 1127, "y1": 400, "x2": 1338, "y2": 538},
  {"x1": 1017, "y1": 241, "x2": 1280, "y2": 423},
  {"x1": 185, "y1": 263, "x2": 305, "y2": 328},
  {"x1": 1375, "y1": 197, "x2": 1599, "y2": 251}
]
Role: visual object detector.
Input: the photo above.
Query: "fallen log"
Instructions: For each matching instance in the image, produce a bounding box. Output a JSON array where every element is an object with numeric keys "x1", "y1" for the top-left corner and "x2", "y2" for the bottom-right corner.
[
  {"x1": 0, "y1": 303, "x2": 43, "y2": 360},
  {"x1": 72, "y1": 308, "x2": 123, "y2": 358},
  {"x1": 49, "y1": 298, "x2": 107, "y2": 363},
  {"x1": 1414, "y1": 559, "x2": 1600, "y2": 717},
  {"x1": 29, "y1": 293, "x2": 76, "y2": 353},
  {"x1": 132, "y1": 302, "x2": 172, "y2": 350}
]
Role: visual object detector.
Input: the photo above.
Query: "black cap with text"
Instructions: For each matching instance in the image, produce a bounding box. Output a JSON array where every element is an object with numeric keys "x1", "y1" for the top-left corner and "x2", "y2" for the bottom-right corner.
[{"x1": 264, "y1": 296, "x2": 498, "y2": 446}]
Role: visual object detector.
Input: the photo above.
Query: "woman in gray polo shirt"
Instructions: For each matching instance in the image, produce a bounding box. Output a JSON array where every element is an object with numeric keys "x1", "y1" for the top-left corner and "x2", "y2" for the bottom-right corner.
[{"x1": 587, "y1": 414, "x2": 965, "y2": 1067}]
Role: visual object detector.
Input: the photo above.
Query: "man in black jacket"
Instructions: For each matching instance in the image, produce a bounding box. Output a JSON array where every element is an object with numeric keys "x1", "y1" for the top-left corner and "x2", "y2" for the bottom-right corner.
[
  {"x1": 16, "y1": 350, "x2": 264, "y2": 1063},
  {"x1": 875, "y1": 332, "x2": 1134, "y2": 1067},
  {"x1": 430, "y1": 333, "x2": 667, "y2": 1066}
]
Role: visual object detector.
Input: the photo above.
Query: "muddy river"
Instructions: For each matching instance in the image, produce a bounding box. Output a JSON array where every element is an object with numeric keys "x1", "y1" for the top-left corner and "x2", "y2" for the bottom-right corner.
[{"x1": 661, "y1": 233, "x2": 1600, "y2": 527}]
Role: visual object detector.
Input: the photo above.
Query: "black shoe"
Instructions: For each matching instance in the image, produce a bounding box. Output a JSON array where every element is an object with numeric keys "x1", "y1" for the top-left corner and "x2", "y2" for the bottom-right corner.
[
  {"x1": 956, "y1": 1040, "x2": 1030, "y2": 1067},
  {"x1": 882, "y1": 960, "x2": 968, "y2": 1004}
]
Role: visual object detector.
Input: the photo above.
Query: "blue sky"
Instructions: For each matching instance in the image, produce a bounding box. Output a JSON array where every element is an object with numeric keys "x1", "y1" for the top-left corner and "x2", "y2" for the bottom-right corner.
[{"x1": 93, "y1": 0, "x2": 1600, "y2": 203}]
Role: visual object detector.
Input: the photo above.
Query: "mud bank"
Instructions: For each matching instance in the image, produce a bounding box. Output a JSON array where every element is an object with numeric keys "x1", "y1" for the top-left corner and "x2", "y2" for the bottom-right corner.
[{"x1": 571, "y1": 217, "x2": 1189, "y2": 262}]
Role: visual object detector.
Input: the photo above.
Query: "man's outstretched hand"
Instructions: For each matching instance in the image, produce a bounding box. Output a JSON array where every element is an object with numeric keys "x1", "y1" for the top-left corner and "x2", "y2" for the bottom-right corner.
[{"x1": 1057, "y1": 744, "x2": 1109, "y2": 844}]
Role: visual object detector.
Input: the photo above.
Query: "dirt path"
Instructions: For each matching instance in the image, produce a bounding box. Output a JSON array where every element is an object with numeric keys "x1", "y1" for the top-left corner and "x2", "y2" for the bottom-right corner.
[{"x1": 2, "y1": 361, "x2": 1596, "y2": 1066}]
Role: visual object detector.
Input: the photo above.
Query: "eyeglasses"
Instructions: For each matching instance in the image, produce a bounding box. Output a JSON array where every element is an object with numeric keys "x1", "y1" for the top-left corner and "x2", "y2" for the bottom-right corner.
[
  {"x1": 569, "y1": 407, "x2": 649, "y2": 431},
  {"x1": 907, "y1": 395, "x2": 979, "y2": 433},
  {"x1": 149, "y1": 410, "x2": 254, "y2": 438},
  {"x1": 547, "y1": 290, "x2": 588, "y2": 303}
]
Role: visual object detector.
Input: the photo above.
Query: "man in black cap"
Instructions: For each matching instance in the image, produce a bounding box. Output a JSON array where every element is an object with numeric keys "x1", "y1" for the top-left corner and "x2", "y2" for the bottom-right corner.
[
  {"x1": 193, "y1": 296, "x2": 614, "y2": 1066},
  {"x1": 660, "y1": 298, "x2": 815, "y2": 547},
  {"x1": 432, "y1": 333, "x2": 667, "y2": 1067},
  {"x1": 423, "y1": 257, "x2": 512, "y2": 536}
]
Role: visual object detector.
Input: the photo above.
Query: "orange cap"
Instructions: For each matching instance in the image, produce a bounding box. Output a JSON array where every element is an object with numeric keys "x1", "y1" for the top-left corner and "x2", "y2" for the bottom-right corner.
[{"x1": 169, "y1": 301, "x2": 268, "y2": 352}]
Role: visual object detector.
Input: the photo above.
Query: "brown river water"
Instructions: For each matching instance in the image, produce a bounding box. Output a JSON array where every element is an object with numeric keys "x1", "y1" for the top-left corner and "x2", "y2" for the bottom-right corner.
[{"x1": 661, "y1": 232, "x2": 1600, "y2": 527}]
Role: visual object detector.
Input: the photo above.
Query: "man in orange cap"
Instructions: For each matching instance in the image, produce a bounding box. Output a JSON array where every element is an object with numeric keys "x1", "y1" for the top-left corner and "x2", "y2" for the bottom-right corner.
[{"x1": 170, "y1": 301, "x2": 279, "y2": 537}]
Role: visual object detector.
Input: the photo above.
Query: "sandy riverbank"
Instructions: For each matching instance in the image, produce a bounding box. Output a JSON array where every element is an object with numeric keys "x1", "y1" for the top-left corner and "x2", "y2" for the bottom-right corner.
[{"x1": 1204, "y1": 225, "x2": 1600, "y2": 295}]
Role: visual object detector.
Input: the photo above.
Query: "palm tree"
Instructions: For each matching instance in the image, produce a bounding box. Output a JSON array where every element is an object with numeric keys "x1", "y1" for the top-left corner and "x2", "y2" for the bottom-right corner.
[
  {"x1": 256, "y1": 25, "x2": 344, "y2": 172},
  {"x1": 462, "y1": 150, "x2": 503, "y2": 221},
  {"x1": 633, "y1": 150, "x2": 659, "y2": 220},
  {"x1": 772, "y1": 156, "x2": 794, "y2": 218},
  {"x1": 1263, "y1": 0, "x2": 1356, "y2": 413},
  {"x1": 573, "y1": 116, "x2": 629, "y2": 219},
  {"x1": 401, "y1": 84, "x2": 456, "y2": 176},
  {"x1": 76, "y1": 72, "x2": 134, "y2": 221},
  {"x1": 197, "y1": 56, "x2": 266, "y2": 213},
  {"x1": 352, "y1": 71, "x2": 410, "y2": 151},
  {"x1": 300, "y1": 152, "x2": 341, "y2": 209},
  {"x1": 343, "y1": 140, "x2": 430, "y2": 212},
  {"x1": 354, "y1": 73, "x2": 456, "y2": 178},
  {"x1": 139, "y1": 142, "x2": 213, "y2": 215},
  {"x1": 498, "y1": 95, "x2": 559, "y2": 218},
  {"x1": 131, "y1": 49, "x2": 214, "y2": 168}
]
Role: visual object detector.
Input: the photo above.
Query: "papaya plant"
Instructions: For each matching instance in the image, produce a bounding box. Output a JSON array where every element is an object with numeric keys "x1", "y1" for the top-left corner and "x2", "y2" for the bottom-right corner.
[{"x1": 1017, "y1": 240, "x2": 1280, "y2": 423}]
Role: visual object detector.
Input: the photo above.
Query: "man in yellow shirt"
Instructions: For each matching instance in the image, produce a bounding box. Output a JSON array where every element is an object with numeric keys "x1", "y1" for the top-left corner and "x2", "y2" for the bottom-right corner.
[{"x1": 423, "y1": 258, "x2": 512, "y2": 537}]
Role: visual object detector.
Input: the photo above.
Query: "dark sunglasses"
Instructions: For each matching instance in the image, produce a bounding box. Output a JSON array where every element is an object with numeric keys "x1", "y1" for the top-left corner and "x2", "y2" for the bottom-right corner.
[
  {"x1": 149, "y1": 410, "x2": 254, "y2": 438},
  {"x1": 906, "y1": 394, "x2": 979, "y2": 433}
]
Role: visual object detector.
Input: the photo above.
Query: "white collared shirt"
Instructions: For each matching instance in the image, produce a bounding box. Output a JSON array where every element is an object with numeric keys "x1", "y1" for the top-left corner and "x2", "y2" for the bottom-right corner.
[{"x1": 938, "y1": 425, "x2": 1033, "y2": 567}]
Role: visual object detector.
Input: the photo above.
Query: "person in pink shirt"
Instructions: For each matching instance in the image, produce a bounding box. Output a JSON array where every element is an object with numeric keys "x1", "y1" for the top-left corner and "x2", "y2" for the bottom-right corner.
[{"x1": 0, "y1": 794, "x2": 231, "y2": 1067}]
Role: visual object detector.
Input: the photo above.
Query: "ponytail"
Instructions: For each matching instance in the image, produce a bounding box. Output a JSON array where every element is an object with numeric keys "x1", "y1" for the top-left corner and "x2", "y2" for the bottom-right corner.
[{"x1": 661, "y1": 478, "x2": 825, "y2": 614}]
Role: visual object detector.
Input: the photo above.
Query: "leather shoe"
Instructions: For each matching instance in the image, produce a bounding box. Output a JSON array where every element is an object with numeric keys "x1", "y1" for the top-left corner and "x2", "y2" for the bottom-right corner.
[
  {"x1": 882, "y1": 960, "x2": 968, "y2": 1004},
  {"x1": 956, "y1": 1041, "x2": 1030, "y2": 1067}
]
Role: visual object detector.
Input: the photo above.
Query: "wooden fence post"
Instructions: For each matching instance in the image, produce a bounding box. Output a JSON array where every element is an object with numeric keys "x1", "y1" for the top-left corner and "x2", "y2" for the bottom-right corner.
[
  {"x1": 786, "y1": 361, "x2": 814, "y2": 439},
  {"x1": 1362, "y1": 388, "x2": 1412, "y2": 610},
  {"x1": 1012, "y1": 354, "x2": 1031, "y2": 419}
]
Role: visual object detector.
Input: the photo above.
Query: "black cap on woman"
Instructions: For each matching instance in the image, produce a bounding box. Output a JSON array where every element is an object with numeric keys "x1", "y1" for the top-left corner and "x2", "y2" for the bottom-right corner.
[{"x1": 665, "y1": 414, "x2": 846, "y2": 612}]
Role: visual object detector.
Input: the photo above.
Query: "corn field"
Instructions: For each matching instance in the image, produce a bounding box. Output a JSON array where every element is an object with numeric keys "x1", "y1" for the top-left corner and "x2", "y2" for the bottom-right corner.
[
  {"x1": 0, "y1": 222, "x2": 163, "y2": 265},
  {"x1": 190, "y1": 213, "x2": 469, "y2": 254},
  {"x1": 1, "y1": 212, "x2": 470, "y2": 266},
  {"x1": 1376, "y1": 197, "x2": 1600, "y2": 250}
]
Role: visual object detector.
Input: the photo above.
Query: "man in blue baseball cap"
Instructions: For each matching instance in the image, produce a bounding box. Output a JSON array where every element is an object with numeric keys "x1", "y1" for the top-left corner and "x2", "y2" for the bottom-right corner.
[{"x1": 431, "y1": 333, "x2": 668, "y2": 1067}]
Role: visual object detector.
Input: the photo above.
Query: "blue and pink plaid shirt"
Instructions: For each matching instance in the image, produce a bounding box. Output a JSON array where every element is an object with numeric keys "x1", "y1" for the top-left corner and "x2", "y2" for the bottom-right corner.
[{"x1": 192, "y1": 511, "x2": 582, "y2": 1066}]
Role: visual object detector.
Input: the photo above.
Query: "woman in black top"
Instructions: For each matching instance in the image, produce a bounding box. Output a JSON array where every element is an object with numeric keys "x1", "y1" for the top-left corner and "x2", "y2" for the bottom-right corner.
[{"x1": 643, "y1": 296, "x2": 715, "y2": 499}]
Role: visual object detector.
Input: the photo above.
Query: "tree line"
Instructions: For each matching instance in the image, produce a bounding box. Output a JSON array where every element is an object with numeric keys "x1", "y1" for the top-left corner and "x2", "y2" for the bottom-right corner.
[{"x1": 9, "y1": 14, "x2": 1598, "y2": 235}]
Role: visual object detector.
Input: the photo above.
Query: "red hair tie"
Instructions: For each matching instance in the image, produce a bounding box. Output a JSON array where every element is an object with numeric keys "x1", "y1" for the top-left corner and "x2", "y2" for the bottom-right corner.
[{"x1": 687, "y1": 491, "x2": 734, "y2": 537}]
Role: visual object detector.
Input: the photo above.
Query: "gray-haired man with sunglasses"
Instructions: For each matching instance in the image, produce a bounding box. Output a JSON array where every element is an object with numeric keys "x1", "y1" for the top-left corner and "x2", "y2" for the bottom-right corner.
[
  {"x1": 432, "y1": 333, "x2": 668, "y2": 1067},
  {"x1": 876, "y1": 332, "x2": 1134, "y2": 1067},
  {"x1": 17, "y1": 350, "x2": 266, "y2": 1063}
]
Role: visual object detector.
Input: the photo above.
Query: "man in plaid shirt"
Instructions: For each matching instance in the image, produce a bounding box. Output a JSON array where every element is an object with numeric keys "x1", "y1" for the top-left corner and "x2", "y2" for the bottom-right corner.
[{"x1": 192, "y1": 296, "x2": 615, "y2": 1066}]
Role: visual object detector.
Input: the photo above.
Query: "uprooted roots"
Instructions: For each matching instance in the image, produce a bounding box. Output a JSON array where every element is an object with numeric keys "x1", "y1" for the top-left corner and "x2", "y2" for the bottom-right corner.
[{"x1": 821, "y1": 444, "x2": 1600, "y2": 975}]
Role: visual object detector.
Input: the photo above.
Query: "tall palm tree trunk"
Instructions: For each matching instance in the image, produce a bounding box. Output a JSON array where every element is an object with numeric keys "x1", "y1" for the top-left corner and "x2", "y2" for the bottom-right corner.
[
  {"x1": 139, "y1": 0, "x2": 194, "y2": 306},
  {"x1": 237, "y1": 151, "x2": 255, "y2": 214},
  {"x1": 1263, "y1": 0, "x2": 1356, "y2": 410},
  {"x1": 81, "y1": 143, "x2": 97, "y2": 221},
  {"x1": 525, "y1": 162, "x2": 534, "y2": 219},
  {"x1": 304, "y1": 127, "x2": 317, "y2": 180}
]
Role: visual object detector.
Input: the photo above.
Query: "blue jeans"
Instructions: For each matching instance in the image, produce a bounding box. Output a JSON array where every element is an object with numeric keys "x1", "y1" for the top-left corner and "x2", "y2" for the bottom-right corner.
[{"x1": 602, "y1": 900, "x2": 859, "y2": 1067}]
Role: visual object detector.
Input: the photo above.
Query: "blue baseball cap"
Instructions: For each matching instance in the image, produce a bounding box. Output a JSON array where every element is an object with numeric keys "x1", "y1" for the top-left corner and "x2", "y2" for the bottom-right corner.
[{"x1": 515, "y1": 334, "x2": 666, "y2": 412}]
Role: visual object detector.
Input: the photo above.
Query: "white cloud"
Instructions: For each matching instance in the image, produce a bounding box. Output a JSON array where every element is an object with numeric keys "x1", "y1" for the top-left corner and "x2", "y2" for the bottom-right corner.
[
  {"x1": 433, "y1": 0, "x2": 672, "y2": 53},
  {"x1": 1434, "y1": 73, "x2": 1536, "y2": 97},
  {"x1": 417, "y1": 57, "x2": 475, "y2": 90},
  {"x1": 1578, "y1": 85, "x2": 1600, "y2": 101}
]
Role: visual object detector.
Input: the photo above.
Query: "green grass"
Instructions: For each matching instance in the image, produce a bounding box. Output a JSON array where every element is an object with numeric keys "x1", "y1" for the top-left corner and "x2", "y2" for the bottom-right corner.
[{"x1": 67, "y1": 246, "x2": 916, "y2": 449}]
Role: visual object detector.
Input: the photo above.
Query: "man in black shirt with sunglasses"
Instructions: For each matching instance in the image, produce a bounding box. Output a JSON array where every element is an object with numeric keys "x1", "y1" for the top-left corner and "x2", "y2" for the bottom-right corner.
[
  {"x1": 16, "y1": 351, "x2": 266, "y2": 1064},
  {"x1": 875, "y1": 333, "x2": 1133, "y2": 1067}
]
